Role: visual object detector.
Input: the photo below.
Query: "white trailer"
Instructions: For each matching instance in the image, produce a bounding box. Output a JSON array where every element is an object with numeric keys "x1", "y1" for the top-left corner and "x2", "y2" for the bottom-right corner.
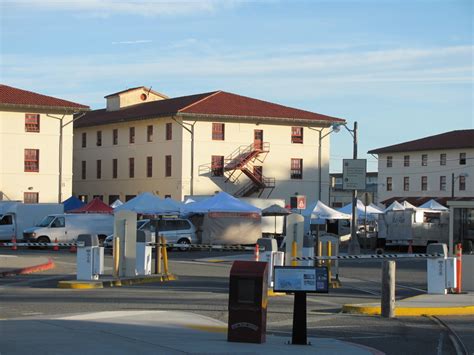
[
  {"x1": 378, "y1": 209, "x2": 449, "y2": 248},
  {"x1": 0, "y1": 202, "x2": 64, "y2": 241}
]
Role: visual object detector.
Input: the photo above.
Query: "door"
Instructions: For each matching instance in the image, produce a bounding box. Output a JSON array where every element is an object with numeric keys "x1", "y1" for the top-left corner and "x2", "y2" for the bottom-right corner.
[
  {"x1": 50, "y1": 216, "x2": 66, "y2": 241},
  {"x1": 0, "y1": 214, "x2": 14, "y2": 240},
  {"x1": 254, "y1": 130, "x2": 263, "y2": 150}
]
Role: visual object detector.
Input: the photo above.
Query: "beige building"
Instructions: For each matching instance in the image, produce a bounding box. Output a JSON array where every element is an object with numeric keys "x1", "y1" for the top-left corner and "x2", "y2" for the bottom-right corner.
[
  {"x1": 0, "y1": 84, "x2": 89, "y2": 203},
  {"x1": 368, "y1": 130, "x2": 474, "y2": 206},
  {"x1": 73, "y1": 87, "x2": 345, "y2": 205}
]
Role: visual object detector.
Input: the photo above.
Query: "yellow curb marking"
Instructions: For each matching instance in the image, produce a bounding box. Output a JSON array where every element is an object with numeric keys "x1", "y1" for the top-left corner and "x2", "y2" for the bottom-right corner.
[
  {"x1": 185, "y1": 325, "x2": 227, "y2": 333},
  {"x1": 342, "y1": 304, "x2": 474, "y2": 316}
]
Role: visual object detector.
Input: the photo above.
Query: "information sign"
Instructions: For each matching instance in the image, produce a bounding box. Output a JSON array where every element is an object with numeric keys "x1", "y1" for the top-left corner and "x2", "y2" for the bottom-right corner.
[
  {"x1": 273, "y1": 266, "x2": 328, "y2": 293},
  {"x1": 342, "y1": 159, "x2": 367, "y2": 190}
]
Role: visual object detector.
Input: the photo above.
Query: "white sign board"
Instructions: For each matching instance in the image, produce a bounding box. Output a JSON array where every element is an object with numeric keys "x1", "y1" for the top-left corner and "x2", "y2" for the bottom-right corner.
[
  {"x1": 273, "y1": 266, "x2": 328, "y2": 293},
  {"x1": 342, "y1": 159, "x2": 367, "y2": 190}
]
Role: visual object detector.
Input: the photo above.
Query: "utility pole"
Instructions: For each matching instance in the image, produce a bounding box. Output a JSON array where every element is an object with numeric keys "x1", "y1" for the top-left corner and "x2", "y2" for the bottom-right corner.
[{"x1": 348, "y1": 121, "x2": 360, "y2": 255}]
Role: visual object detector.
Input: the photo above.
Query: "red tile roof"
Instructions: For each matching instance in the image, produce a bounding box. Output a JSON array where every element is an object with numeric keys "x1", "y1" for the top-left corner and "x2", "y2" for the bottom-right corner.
[
  {"x1": 0, "y1": 84, "x2": 89, "y2": 110},
  {"x1": 368, "y1": 130, "x2": 474, "y2": 154},
  {"x1": 75, "y1": 90, "x2": 344, "y2": 128}
]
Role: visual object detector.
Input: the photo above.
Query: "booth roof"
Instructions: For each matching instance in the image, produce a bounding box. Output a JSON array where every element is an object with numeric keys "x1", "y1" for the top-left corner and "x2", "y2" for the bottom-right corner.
[
  {"x1": 303, "y1": 200, "x2": 351, "y2": 220},
  {"x1": 70, "y1": 197, "x2": 113, "y2": 213},
  {"x1": 63, "y1": 196, "x2": 85, "y2": 212},
  {"x1": 183, "y1": 192, "x2": 261, "y2": 214}
]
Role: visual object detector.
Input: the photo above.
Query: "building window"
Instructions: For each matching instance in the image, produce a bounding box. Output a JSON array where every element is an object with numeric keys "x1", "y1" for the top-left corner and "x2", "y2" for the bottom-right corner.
[
  {"x1": 291, "y1": 127, "x2": 303, "y2": 144},
  {"x1": 96, "y1": 160, "x2": 101, "y2": 179},
  {"x1": 403, "y1": 177, "x2": 409, "y2": 191},
  {"x1": 211, "y1": 155, "x2": 224, "y2": 176},
  {"x1": 82, "y1": 132, "x2": 87, "y2": 148},
  {"x1": 147, "y1": 125, "x2": 153, "y2": 142},
  {"x1": 112, "y1": 159, "x2": 118, "y2": 179},
  {"x1": 25, "y1": 113, "x2": 40, "y2": 132},
  {"x1": 166, "y1": 123, "x2": 172, "y2": 140},
  {"x1": 421, "y1": 176, "x2": 428, "y2": 191},
  {"x1": 386, "y1": 177, "x2": 392, "y2": 191},
  {"x1": 78, "y1": 195, "x2": 88, "y2": 203},
  {"x1": 421, "y1": 154, "x2": 427, "y2": 166},
  {"x1": 440, "y1": 176, "x2": 446, "y2": 191},
  {"x1": 113, "y1": 129, "x2": 118, "y2": 145},
  {"x1": 93, "y1": 195, "x2": 103, "y2": 201},
  {"x1": 290, "y1": 158, "x2": 303, "y2": 179},
  {"x1": 440, "y1": 153, "x2": 446, "y2": 166},
  {"x1": 108, "y1": 195, "x2": 120, "y2": 205},
  {"x1": 129, "y1": 127, "x2": 135, "y2": 144},
  {"x1": 460, "y1": 152, "x2": 466, "y2": 165},
  {"x1": 125, "y1": 195, "x2": 136, "y2": 202},
  {"x1": 404, "y1": 155, "x2": 410, "y2": 167},
  {"x1": 129, "y1": 158, "x2": 134, "y2": 178},
  {"x1": 212, "y1": 123, "x2": 225, "y2": 141},
  {"x1": 96, "y1": 131, "x2": 102, "y2": 146},
  {"x1": 146, "y1": 156, "x2": 153, "y2": 178},
  {"x1": 459, "y1": 176, "x2": 466, "y2": 191},
  {"x1": 386, "y1": 156, "x2": 392, "y2": 168},
  {"x1": 81, "y1": 161, "x2": 86, "y2": 180},
  {"x1": 24, "y1": 192, "x2": 39, "y2": 203},
  {"x1": 24, "y1": 149, "x2": 39, "y2": 172},
  {"x1": 165, "y1": 155, "x2": 172, "y2": 177}
]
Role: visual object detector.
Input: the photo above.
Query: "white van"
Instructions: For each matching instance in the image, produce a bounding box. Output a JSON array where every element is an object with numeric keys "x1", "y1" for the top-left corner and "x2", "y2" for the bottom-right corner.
[{"x1": 23, "y1": 213, "x2": 114, "y2": 244}]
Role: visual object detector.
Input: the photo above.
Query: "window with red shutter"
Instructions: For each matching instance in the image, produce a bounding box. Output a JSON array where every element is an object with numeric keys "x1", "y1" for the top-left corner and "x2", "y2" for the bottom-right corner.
[
  {"x1": 291, "y1": 127, "x2": 303, "y2": 144},
  {"x1": 25, "y1": 114, "x2": 40, "y2": 132},
  {"x1": 290, "y1": 158, "x2": 303, "y2": 179},
  {"x1": 24, "y1": 149, "x2": 39, "y2": 172},
  {"x1": 212, "y1": 123, "x2": 225, "y2": 140},
  {"x1": 211, "y1": 155, "x2": 224, "y2": 176}
]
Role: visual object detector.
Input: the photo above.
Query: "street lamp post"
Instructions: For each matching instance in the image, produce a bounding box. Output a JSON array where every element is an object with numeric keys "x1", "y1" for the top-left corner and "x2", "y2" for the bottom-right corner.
[
  {"x1": 47, "y1": 112, "x2": 87, "y2": 203},
  {"x1": 348, "y1": 121, "x2": 360, "y2": 255}
]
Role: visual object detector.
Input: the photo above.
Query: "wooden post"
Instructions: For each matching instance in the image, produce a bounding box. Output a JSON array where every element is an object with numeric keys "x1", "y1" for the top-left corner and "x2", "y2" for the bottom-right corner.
[{"x1": 381, "y1": 260, "x2": 396, "y2": 318}]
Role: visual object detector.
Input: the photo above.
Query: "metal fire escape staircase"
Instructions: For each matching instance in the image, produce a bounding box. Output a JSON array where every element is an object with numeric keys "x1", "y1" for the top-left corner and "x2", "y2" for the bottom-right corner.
[{"x1": 223, "y1": 142, "x2": 275, "y2": 197}]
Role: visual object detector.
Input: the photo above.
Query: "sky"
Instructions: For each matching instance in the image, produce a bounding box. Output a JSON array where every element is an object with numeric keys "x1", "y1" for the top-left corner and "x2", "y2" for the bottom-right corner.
[{"x1": 1, "y1": 0, "x2": 472, "y2": 173}]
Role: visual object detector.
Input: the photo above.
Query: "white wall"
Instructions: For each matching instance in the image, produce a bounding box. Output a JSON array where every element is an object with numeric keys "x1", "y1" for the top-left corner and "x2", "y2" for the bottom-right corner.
[{"x1": 0, "y1": 110, "x2": 73, "y2": 202}]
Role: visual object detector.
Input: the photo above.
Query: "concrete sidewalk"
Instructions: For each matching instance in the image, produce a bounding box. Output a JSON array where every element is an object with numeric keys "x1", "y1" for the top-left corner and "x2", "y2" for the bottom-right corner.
[
  {"x1": 0, "y1": 310, "x2": 384, "y2": 354},
  {"x1": 343, "y1": 292, "x2": 474, "y2": 316},
  {"x1": 0, "y1": 253, "x2": 55, "y2": 277}
]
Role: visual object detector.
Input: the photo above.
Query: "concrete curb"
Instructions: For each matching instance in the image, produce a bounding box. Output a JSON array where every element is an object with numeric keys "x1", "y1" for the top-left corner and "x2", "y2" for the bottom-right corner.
[
  {"x1": 0, "y1": 258, "x2": 55, "y2": 277},
  {"x1": 57, "y1": 274, "x2": 177, "y2": 289},
  {"x1": 342, "y1": 303, "x2": 474, "y2": 316}
]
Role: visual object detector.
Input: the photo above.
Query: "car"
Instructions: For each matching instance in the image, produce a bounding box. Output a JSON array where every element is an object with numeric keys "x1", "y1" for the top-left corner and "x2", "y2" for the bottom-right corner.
[{"x1": 104, "y1": 218, "x2": 197, "y2": 252}]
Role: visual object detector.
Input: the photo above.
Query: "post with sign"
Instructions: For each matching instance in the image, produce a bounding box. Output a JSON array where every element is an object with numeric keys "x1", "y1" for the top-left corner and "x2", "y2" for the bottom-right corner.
[
  {"x1": 343, "y1": 156, "x2": 367, "y2": 255},
  {"x1": 274, "y1": 266, "x2": 329, "y2": 345}
]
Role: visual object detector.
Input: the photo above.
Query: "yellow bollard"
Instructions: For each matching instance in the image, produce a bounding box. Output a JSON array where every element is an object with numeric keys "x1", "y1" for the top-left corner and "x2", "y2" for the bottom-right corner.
[
  {"x1": 327, "y1": 241, "x2": 332, "y2": 281},
  {"x1": 291, "y1": 240, "x2": 297, "y2": 267},
  {"x1": 161, "y1": 236, "x2": 169, "y2": 275},
  {"x1": 113, "y1": 237, "x2": 120, "y2": 278}
]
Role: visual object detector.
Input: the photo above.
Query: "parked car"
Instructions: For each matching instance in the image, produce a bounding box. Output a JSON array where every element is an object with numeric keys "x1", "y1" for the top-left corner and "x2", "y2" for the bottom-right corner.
[
  {"x1": 23, "y1": 213, "x2": 114, "y2": 245},
  {"x1": 104, "y1": 218, "x2": 197, "y2": 252}
]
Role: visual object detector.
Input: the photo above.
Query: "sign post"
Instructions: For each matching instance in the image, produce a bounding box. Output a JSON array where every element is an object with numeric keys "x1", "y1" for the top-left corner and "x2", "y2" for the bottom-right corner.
[
  {"x1": 274, "y1": 266, "x2": 329, "y2": 345},
  {"x1": 343, "y1": 158, "x2": 367, "y2": 255}
]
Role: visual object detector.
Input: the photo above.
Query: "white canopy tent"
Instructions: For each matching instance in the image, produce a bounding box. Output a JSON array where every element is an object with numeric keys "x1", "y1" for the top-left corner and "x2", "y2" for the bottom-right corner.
[
  {"x1": 302, "y1": 200, "x2": 351, "y2": 235},
  {"x1": 114, "y1": 192, "x2": 183, "y2": 215},
  {"x1": 418, "y1": 199, "x2": 448, "y2": 211},
  {"x1": 110, "y1": 199, "x2": 123, "y2": 208},
  {"x1": 384, "y1": 201, "x2": 405, "y2": 212},
  {"x1": 182, "y1": 192, "x2": 262, "y2": 245},
  {"x1": 338, "y1": 199, "x2": 384, "y2": 221},
  {"x1": 401, "y1": 201, "x2": 417, "y2": 209}
]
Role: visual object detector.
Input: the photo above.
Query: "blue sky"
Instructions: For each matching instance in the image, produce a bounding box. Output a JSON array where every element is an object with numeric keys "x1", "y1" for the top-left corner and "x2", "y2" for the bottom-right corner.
[{"x1": 1, "y1": 0, "x2": 472, "y2": 172}]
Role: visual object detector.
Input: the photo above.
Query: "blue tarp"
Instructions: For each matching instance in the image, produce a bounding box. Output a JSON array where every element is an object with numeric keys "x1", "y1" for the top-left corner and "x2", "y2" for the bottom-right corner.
[{"x1": 62, "y1": 196, "x2": 85, "y2": 212}]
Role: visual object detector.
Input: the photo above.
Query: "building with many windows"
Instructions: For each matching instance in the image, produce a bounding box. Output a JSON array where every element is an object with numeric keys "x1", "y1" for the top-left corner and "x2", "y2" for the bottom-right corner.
[
  {"x1": 368, "y1": 130, "x2": 474, "y2": 206},
  {"x1": 72, "y1": 86, "x2": 345, "y2": 204},
  {"x1": 0, "y1": 84, "x2": 89, "y2": 203}
]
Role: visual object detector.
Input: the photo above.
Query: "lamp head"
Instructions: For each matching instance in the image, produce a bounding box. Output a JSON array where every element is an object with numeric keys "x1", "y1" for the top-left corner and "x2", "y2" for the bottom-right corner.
[{"x1": 331, "y1": 122, "x2": 342, "y2": 133}]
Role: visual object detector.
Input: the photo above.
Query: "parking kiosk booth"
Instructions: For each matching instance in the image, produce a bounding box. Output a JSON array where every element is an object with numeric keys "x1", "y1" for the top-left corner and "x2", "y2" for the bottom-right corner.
[
  {"x1": 136, "y1": 230, "x2": 152, "y2": 276},
  {"x1": 76, "y1": 234, "x2": 103, "y2": 281},
  {"x1": 228, "y1": 260, "x2": 268, "y2": 344}
]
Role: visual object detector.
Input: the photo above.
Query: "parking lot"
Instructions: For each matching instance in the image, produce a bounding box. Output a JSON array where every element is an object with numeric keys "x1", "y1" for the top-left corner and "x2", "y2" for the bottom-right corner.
[{"x1": 1, "y1": 248, "x2": 473, "y2": 354}]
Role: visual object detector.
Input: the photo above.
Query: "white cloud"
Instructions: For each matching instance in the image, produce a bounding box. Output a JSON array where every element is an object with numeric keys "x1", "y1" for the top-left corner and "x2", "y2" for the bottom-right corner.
[
  {"x1": 112, "y1": 40, "x2": 153, "y2": 45},
  {"x1": 3, "y1": 0, "x2": 239, "y2": 17}
]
